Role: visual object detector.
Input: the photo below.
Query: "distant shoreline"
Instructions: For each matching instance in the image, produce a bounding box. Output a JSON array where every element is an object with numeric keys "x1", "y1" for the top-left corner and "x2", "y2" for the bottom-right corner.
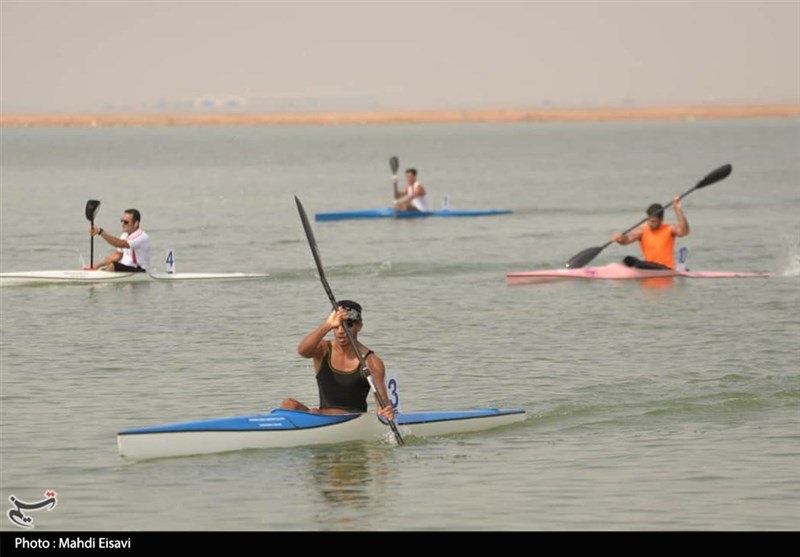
[{"x1": 2, "y1": 104, "x2": 799, "y2": 127}]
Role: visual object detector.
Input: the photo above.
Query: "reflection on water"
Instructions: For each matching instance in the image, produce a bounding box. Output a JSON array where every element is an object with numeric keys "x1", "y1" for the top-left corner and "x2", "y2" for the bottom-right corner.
[
  {"x1": 309, "y1": 443, "x2": 390, "y2": 528},
  {"x1": 85, "y1": 281, "x2": 152, "y2": 302},
  {"x1": 311, "y1": 443, "x2": 377, "y2": 505},
  {"x1": 639, "y1": 277, "x2": 675, "y2": 290}
]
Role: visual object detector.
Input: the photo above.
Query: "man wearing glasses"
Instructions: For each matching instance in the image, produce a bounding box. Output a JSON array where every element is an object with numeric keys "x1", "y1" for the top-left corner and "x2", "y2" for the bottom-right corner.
[
  {"x1": 282, "y1": 300, "x2": 396, "y2": 421},
  {"x1": 87, "y1": 208, "x2": 151, "y2": 272}
]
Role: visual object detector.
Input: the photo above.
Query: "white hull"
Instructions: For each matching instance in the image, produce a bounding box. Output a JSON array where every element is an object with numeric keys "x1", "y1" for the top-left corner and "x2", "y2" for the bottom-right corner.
[
  {"x1": 119, "y1": 415, "x2": 383, "y2": 460},
  {"x1": 117, "y1": 409, "x2": 526, "y2": 461},
  {"x1": 0, "y1": 269, "x2": 267, "y2": 286}
]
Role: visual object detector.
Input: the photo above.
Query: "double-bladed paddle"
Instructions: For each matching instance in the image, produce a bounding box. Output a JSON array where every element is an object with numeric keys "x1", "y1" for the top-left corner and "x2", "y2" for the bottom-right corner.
[
  {"x1": 85, "y1": 199, "x2": 101, "y2": 268},
  {"x1": 295, "y1": 196, "x2": 404, "y2": 445},
  {"x1": 564, "y1": 164, "x2": 733, "y2": 269}
]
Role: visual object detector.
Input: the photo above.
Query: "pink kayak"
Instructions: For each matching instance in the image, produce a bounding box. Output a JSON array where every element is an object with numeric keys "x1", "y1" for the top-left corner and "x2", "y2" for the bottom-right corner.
[{"x1": 506, "y1": 263, "x2": 770, "y2": 285}]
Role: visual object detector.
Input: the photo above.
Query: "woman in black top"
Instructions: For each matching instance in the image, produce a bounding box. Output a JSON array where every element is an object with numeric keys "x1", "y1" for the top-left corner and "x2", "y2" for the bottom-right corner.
[{"x1": 281, "y1": 300, "x2": 396, "y2": 421}]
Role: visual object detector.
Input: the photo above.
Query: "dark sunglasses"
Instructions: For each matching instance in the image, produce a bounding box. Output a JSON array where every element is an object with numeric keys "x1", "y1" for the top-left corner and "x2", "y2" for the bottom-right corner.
[
  {"x1": 120, "y1": 219, "x2": 131, "y2": 225},
  {"x1": 344, "y1": 319, "x2": 360, "y2": 327}
]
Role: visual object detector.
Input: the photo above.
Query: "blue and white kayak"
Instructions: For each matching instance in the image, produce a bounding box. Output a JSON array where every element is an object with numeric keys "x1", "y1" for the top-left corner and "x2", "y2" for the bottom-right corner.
[
  {"x1": 117, "y1": 407, "x2": 526, "y2": 460},
  {"x1": 314, "y1": 207, "x2": 513, "y2": 222}
]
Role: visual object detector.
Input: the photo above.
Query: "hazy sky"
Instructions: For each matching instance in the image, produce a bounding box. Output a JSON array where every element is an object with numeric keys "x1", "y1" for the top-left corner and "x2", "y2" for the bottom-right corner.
[{"x1": 1, "y1": 1, "x2": 798, "y2": 113}]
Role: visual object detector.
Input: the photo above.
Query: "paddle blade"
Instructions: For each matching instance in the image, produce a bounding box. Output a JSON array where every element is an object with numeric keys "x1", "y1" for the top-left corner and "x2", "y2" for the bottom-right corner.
[
  {"x1": 565, "y1": 246, "x2": 604, "y2": 269},
  {"x1": 85, "y1": 199, "x2": 101, "y2": 222},
  {"x1": 390, "y1": 156, "x2": 399, "y2": 174},
  {"x1": 295, "y1": 196, "x2": 333, "y2": 298},
  {"x1": 695, "y1": 163, "x2": 732, "y2": 189}
]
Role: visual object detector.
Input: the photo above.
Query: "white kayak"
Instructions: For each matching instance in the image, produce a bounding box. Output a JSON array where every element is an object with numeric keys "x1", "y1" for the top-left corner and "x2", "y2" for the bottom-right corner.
[
  {"x1": 506, "y1": 262, "x2": 770, "y2": 285},
  {"x1": 0, "y1": 269, "x2": 268, "y2": 287},
  {"x1": 117, "y1": 407, "x2": 526, "y2": 461}
]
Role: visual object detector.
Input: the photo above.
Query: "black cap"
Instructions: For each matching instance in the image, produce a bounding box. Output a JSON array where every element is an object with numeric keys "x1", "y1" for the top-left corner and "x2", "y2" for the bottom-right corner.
[{"x1": 337, "y1": 300, "x2": 362, "y2": 322}]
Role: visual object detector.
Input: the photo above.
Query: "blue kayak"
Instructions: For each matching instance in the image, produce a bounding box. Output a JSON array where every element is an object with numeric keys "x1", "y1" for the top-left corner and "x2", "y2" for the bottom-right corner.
[
  {"x1": 314, "y1": 208, "x2": 513, "y2": 222},
  {"x1": 117, "y1": 407, "x2": 526, "y2": 460}
]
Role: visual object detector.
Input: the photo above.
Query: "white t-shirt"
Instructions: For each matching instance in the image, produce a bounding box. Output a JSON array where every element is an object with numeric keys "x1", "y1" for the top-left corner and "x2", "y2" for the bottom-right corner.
[
  {"x1": 118, "y1": 229, "x2": 151, "y2": 270},
  {"x1": 409, "y1": 183, "x2": 429, "y2": 212}
]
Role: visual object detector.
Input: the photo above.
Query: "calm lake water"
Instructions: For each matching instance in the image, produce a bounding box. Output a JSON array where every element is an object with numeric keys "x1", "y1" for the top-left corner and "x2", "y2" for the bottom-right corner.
[{"x1": 1, "y1": 119, "x2": 798, "y2": 531}]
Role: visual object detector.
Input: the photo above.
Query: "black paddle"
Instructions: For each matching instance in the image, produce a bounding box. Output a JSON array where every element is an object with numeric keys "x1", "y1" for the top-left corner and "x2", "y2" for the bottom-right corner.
[
  {"x1": 564, "y1": 164, "x2": 733, "y2": 269},
  {"x1": 294, "y1": 196, "x2": 405, "y2": 445},
  {"x1": 390, "y1": 156, "x2": 400, "y2": 202},
  {"x1": 85, "y1": 199, "x2": 101, "y2": 268}
]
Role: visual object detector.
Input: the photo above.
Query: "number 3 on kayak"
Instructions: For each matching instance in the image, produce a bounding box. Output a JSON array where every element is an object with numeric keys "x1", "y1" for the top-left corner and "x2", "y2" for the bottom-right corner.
[{"x1": 385, "y1": 372, "x2": 401, "y2": 412}]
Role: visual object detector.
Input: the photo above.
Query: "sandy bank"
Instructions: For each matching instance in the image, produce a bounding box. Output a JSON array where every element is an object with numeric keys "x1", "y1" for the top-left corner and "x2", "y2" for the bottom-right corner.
[{"x1": 2, "y1": 105, "x2": 799, "y2": 127}]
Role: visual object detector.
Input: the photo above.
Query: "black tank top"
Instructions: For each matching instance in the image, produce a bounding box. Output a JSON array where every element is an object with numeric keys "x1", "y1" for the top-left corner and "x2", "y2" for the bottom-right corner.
[{"x1": 316, "y1": 341, "x2": 372, "y2": 413}]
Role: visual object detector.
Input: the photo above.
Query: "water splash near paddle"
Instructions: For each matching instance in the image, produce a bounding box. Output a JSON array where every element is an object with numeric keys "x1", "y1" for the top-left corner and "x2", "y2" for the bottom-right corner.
[{"x1": 782, "y1": 233, "x2": 800, "y2": 277}]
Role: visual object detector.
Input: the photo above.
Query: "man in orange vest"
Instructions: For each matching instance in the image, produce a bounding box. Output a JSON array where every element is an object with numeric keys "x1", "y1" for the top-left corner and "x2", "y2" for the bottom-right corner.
[{"x1": 612, "y1": 197, "x2": 689, "y2": 270}]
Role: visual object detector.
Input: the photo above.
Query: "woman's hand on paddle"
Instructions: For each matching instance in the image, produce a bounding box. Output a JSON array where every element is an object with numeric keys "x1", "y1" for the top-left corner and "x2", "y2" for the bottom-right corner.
[
  {"x1": 326, "y1": 307, "x2": 349, "y2": 329},
  {"x1": 377, "y1": 403, "x2": 396, "y2": 421}
]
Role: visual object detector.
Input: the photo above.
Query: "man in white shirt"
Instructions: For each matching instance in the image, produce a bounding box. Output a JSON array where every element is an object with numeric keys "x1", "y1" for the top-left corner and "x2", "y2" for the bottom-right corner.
[
  {"x1": 393, "y1": 168, "x2": 429, "y2": 212},
  {"x1": 87, "y1": 208, "x2": 151, "y2": 272}
]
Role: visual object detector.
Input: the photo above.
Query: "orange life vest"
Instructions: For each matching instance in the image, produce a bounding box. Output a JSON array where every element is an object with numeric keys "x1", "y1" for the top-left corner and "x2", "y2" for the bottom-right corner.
[{"x1": 640, "y1": 224, "x2": 675, "y2": 269}]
